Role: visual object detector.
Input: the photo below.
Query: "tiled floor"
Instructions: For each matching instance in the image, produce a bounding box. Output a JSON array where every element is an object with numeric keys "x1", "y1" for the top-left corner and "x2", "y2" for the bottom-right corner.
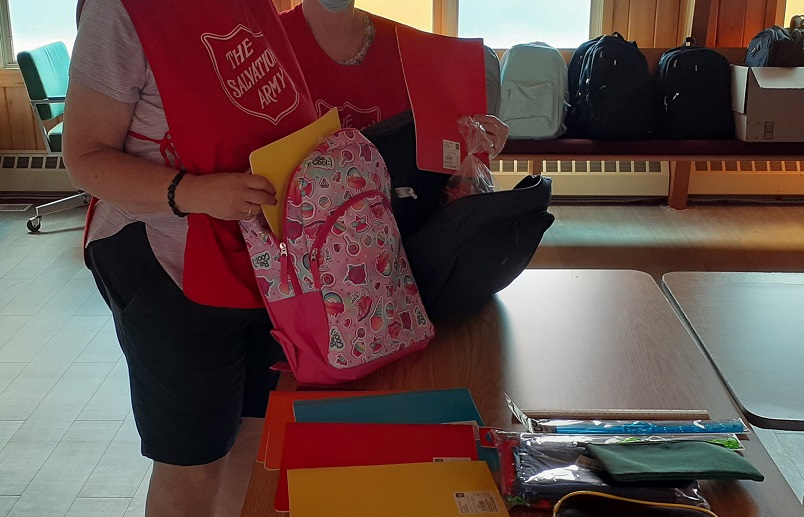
[
  {"x1": 0, "y1": 208, "x2": 150, "y2": 517},
  {"x1": 1, "y1": 203, "x2": 804, "y2": 516}
]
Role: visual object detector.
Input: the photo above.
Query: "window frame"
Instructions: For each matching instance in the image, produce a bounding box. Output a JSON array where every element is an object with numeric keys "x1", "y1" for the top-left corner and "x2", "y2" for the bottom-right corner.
[
  {"x1": 0, "y1": 0, "x2": 15, "y2": 67},
  {"x1": 0, "y1": 0, "x2": 605, "y2": 68},
  {"x1": 438, "y1": 0, "x2": 603, "y2": 44}
]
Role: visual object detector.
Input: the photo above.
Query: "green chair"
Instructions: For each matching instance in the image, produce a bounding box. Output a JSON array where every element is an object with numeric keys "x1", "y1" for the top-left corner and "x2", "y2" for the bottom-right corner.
[{"x1": 17, "y1": 41, "x2": 90, "y2": 232}]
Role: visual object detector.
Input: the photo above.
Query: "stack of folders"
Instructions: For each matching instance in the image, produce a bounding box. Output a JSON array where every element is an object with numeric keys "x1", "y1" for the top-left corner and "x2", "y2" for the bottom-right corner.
[{"x1": 261, "y1": 388, "x2": 509, "y2": 516}]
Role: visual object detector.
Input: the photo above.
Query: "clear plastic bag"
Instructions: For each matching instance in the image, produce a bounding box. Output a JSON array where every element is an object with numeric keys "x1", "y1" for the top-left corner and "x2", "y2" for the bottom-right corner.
[
  {"x1": 495, "y1": 431, "x2": 712, "y2": 510},
  {"x1": 444, "y1": 116, "x2": 495, "y2": 204}
]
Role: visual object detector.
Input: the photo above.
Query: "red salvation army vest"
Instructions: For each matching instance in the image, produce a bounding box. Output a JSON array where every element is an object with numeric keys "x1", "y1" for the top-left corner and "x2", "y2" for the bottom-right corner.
[
  {"x1": 118, "y1": 0, "x2": 317, "y2": 308},
  {"x1": 280, "y1": 6, "x2": 410, "y2": 130}
]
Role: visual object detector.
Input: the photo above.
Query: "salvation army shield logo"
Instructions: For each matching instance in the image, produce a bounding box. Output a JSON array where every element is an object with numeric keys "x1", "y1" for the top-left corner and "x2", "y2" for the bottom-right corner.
[
  {"x1": 202, "y1": 25, "x2": 300, "y2": 124},
  {"x1": 315, "y1": 100, "x2": 382, "y2": 131}
]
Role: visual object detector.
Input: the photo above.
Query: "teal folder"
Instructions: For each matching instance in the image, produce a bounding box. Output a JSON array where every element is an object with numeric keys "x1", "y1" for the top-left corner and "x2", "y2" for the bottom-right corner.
[{"x1": 292, "y1": 388, "x2": 485, "y2": 426}]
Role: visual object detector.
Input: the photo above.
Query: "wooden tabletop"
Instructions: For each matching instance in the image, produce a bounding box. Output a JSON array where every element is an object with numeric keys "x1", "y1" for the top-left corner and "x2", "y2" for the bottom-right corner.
[
  {"x1": 241, "y1": 269, "x2": 802, "y2": 517},
  {"x1": 663, "y1": 272, "x2": 804, "y2": 431}
]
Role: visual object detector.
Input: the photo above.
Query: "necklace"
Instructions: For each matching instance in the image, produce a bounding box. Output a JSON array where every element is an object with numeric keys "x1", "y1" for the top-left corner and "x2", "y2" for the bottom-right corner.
[{"x1": 335, "y1": 11, "x2": 375, "y2": 66}]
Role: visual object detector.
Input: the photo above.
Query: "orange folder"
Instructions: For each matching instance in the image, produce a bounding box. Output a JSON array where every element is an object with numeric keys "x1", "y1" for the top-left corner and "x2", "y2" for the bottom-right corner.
[
  {"x1": 275, "y1": 422, "x2": 479, "y2": 512},
  {"x1": 287, "y1": 461, "x2": 509, "y2": 517},
  {"x1": 396, "y1": 25, "x2": 488, "y2": 175},
  {"x1": 258, "y1": 390, "x2": 398, "y2": 469}
]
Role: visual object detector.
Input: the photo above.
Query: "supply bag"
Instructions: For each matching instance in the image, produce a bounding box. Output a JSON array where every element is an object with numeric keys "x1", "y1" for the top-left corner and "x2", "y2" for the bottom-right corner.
[
  {"x1": 494, "y1": 431, "x2": 711, "y2": 510},
  {"x1": 363, "y1": 111, "x2": 554, "y2": 319}
]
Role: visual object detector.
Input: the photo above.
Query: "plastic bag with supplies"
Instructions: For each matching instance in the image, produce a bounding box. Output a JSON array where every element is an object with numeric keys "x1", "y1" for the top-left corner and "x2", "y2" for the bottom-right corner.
[{"x1": 444, "y1": 116, "x2": 495, "y2": 204}]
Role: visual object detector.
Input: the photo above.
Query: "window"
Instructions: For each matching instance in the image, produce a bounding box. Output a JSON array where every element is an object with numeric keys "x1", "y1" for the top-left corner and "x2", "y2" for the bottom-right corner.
[
  {"x1": 1, "y1": 0, "x2": 77, "y2": 67},
  {"x1": 355, "y1": 0, "x2": 433, "y2": 32},
  {"x1": 458, "y1": 0, "x2": 596, "y2": 48}
]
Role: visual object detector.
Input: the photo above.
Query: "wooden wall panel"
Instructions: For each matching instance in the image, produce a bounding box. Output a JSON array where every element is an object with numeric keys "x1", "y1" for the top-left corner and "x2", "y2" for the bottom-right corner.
[
  {"x1": 716, "y1": 0, "x2": 747, "y2": 46},
  {"x1": 654, "y1": 0, "x2": 681, "y2": 46},
  {"x1": 744, "y1": 0, "x2": 768, "y2": 41},
  {"x1": 629, "y1": 0, "x2": 658, "y2": 46},
  {"x1": 611, "y1": 0, "x2": 632, "y2": 35},
  {"x1": 705, "y1": 0, "x2": 785, "y2": 46},
  {"x1": 0, "y1": 69, "x2": 47, "y2": 152},
  {"x1": 606, "y1": 0, "x2": 688, "y2": 47}
]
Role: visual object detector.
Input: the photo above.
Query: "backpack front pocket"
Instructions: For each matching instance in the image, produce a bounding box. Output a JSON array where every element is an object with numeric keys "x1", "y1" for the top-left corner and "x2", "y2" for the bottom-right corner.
[{"x1": 310, "y1": 191, "x2": 431, "y2": 370}]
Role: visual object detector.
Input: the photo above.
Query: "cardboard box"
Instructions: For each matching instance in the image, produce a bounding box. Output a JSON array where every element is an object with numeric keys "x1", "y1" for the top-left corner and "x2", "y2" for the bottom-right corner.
[{"x1": 731, "y1": 65, "x2": 804, "y2": 142}]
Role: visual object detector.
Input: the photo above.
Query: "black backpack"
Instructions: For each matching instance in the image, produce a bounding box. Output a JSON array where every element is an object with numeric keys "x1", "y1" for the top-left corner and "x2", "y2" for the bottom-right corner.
[
  {"x1": 567, "y1": 35, "x2": 602, "y2": 102},
  {"x1": 362, "y1": 111, "x2": 555, "y2": 320},
  {"x1": 745, "y1": 26, "x2": 804, "y2": 67},
  {"x1": 567, "y1": 33, "x2": 655, "y2": 139},
  {"x1": 656, "y1": 38, "x2": 734, "y2": 139}
]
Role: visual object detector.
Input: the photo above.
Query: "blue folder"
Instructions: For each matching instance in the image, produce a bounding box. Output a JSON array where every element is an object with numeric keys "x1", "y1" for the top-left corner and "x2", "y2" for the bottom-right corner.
[{"x1": 292, "y1": 388, "x2": 485, "y2": 426}]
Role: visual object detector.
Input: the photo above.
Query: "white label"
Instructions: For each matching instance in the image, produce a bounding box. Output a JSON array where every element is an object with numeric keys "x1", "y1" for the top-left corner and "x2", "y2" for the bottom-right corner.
[
  {"x1": 575, "y1": 454, "x2": 604, "y2": 471},
  {"x1": 433, "y1": 457, "x2": 472, "y2": 462},
  {"x1": 453, "y1": 491, "x2": 500, "y2": 514},
  {"x1": 443, "y1": 140, "x2": 461, "y2": 171}
]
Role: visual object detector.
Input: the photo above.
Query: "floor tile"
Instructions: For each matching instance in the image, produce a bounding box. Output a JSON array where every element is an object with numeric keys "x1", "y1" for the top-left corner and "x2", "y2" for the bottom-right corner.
[
  {"x1": 64, "y1": 498, "x2": 130, "y2": 517},
  {"x1": 755, "y1": 427, "x2": 804, "y2": 502},
  {"x1": 0, "y1": 438, "x2": 59, "y2": 496},
  {"x1": 8, "y1": 421, "x2": 121, "y2": 517},
  {"x1": 122, "y1": 466, "x2": 151, "y2": 517},
  {"x1": 0, "y1": 280, "x2": 31, "y2": 314},
  {"x1": 0, "y1": 247, "x2": 86, "y2": 317},
  {"x1": 72, "y1": 289, "x2": 111, "y2": 317},
  {"x1": 112, "y1": 413, "x2": 141, "y2": 444},
  {"x1": 79, "y1": 442, "x2": 150, "y2": 498},
  {"x1": 0, "y1": 497, "x2": 18, "y2": 517},
  {"x1": 28, "y1": 315, "x2": 109, "y2": 366},
  {"x1": 0, "y1": 316, "x2": 29, "y2": 350},
  {"x1": 0, "y1": 422, "x2": 23, "y2": 453},
  {"x1": 78, "y1": 359, "x2": 131, "y2": 421},
  {"x1": 0, "y1": 362, "x2": 25, "y2": 395},
  {"x1": 75, "y1": 320, "x2": 121, "y2": 364}
]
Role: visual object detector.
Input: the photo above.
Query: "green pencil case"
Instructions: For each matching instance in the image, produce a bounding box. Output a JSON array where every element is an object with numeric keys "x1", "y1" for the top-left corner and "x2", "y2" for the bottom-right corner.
[{"x1": 585, "y1": 441, "x2": 764, "y2": 483}]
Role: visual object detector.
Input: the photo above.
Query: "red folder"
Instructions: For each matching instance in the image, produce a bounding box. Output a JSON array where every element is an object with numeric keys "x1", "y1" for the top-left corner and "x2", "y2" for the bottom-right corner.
[
  {"x1": 258, "y1": 390, "x2": 398, "y2": 468},
  {"x1": 396, "y1": 25, "x2": 488, "y2": 175},
  {"x1": 275, "y1": 422, "x2": 479, "y2": 512}
]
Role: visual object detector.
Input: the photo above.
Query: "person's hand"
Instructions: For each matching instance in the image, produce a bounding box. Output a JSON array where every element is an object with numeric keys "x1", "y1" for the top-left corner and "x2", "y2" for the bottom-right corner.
[
  {"x1": 177, "y1": 171, "x2": 277, "y2": 221},
  {"x1": 474, "y1": 114, "x2": 510, "y2": 159}
]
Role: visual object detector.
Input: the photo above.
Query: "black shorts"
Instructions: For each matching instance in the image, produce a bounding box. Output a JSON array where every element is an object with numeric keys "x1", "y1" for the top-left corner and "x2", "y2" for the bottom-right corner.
[{"x1": 85, "y1": 222, "x2": 284, "y2": 466}]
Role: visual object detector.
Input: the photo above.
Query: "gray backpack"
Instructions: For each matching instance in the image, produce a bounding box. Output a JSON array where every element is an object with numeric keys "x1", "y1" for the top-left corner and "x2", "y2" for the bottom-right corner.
[
  {"x1": 484, "y1": 45, "x2": 501, "y2": 116},
  {"x1": 499, "y1": 42, "x2": 568, "y2": 139}
]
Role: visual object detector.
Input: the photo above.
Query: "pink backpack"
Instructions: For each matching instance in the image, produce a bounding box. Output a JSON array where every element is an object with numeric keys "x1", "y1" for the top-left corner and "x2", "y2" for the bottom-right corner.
[{"x1": 241, "y1": 129, "x2": 435, "y2": 385}]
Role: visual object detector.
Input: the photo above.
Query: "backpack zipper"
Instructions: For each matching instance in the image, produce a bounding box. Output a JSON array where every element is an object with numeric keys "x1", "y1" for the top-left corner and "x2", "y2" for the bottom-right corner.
[{"x1": 309, "y1": 190, "x2": 391, "y2": 291}]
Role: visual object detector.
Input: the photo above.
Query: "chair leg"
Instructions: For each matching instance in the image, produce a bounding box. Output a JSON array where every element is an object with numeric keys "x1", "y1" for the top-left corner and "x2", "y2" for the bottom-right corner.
[{"x1": 27, "y1": 192, "x2": 91, "y2": 233}]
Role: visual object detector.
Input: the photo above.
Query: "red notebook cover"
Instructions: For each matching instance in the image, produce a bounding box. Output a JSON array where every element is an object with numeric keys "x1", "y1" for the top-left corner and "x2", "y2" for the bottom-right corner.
[
  {"x1": 396, "y1": 25, "x2": 488, "y2": 175},
  {"x1": 275, "y1": 422, "x2": 479, "y2": 512},
  {"x1": 258, "y1": 390, "x2": 398, "y2": 468}
]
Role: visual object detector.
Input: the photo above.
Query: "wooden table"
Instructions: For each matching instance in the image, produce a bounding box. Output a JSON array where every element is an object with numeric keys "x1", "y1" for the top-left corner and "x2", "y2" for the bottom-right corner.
[
  {"x1": 663, "y1": 272, "x2": 804, "y2": 431},
  {"x1": 242, "y1": 269, "x2": 802, "y2": 516}
]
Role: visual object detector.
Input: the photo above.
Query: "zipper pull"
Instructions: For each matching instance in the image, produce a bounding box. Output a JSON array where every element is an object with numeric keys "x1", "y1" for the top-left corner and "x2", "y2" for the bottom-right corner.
[{"x1": 279, "y1": 243, "x2": 291, "y2": 294}]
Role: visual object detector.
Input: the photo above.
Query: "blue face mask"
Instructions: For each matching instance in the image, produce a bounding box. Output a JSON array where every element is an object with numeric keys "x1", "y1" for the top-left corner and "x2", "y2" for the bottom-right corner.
[{"x1": 318, "y1": 0, "x2": 352, "y2": 12}]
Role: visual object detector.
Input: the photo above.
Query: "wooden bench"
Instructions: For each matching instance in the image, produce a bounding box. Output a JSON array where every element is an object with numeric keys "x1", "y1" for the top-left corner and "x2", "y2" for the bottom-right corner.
[{"x1": 497, "y1": 48, "x2": 804, "y2": 209}]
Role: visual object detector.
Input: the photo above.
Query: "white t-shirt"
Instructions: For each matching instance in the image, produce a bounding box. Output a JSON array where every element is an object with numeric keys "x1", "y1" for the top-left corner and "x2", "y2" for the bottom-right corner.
[{"x1": 71, "y1": 0, "x2": 187, "y2": 288}]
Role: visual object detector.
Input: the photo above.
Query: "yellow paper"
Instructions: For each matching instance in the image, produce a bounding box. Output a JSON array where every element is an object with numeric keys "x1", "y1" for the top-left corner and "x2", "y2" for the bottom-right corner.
[
  {"x1": 249, "y1": 108, "x2": 341, "y2": 239},
  {"x1": 287, "y1": 461, "x2": 509, "y2": 517}
]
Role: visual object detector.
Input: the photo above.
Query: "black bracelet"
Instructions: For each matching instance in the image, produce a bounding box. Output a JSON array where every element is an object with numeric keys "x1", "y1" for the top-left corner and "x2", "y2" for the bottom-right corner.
[{"x1": 167, "y1": 169, "x2": 189, "y2": 217}]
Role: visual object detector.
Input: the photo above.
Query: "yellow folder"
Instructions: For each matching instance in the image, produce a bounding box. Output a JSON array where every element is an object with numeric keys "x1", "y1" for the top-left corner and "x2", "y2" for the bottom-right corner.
[
  {"x1": 249, "y1": 107, "x2": 341, "y2": 239},
  {"x1": 287, "y1": 461, "x2": 509, "y2": 516}
]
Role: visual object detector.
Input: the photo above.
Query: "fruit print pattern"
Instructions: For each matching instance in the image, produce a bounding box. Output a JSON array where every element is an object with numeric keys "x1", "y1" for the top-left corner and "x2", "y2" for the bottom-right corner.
[{"x1": 241, "y1": 129, "x2": 433, "y2": 377}]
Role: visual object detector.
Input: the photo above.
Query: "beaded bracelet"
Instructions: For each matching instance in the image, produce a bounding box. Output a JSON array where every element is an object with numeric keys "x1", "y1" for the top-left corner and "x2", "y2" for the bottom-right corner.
[{"x1": 167, "y1": 169, "x2": 188, "y2": 218}]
